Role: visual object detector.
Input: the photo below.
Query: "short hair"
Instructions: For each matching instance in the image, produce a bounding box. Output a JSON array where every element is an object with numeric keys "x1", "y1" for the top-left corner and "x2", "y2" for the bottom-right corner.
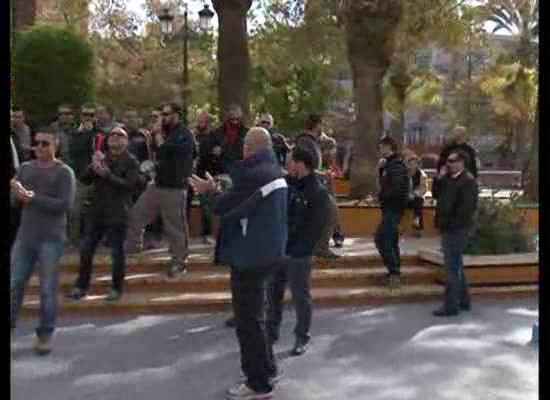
[
  {"x1": 291, "y1": 146, "x2": 316, "y2": 171},
  {"x1": 81, "y1": 103, "x2": 96, "y2": 111},
  {"x1": 378, "y1": 136, "x2": 398, "y2": 152},
  {"x1": 161, "y1": 102, "x2": 182, "y2": 115},
  {"x1": 35, "y1": 126, "x2": 59, "y2": 143},
  {"x1": 305, "y1": 113, "x2": 322, "y2": 131},
  {"x1": 58, "y1": 104, "x2": 74, "y2": 111},
  {"x1": 449, "y1": 149, "x2": 470, "y2": 164}
]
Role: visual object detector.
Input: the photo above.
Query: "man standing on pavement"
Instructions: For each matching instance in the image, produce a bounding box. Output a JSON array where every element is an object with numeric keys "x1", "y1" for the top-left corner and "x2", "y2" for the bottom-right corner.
[
  {"x1": 68, "y1": 127, "x2": 140, "y2": 302},
  {"x1": 437, "y1": 125, "x2": 478, "y2": 178},
  {"x1": 375, "y1": 136, "x2": 410, "y2": 289},
  {"x1": 195, "y1": 110, "x2": 215, "y2": 244},
  {"x1": 267, "y1": 146, "x2": 332, "y2": 357},
  {"x1": 67, "y1": 104, "x2": 99, "y2": 247},
  {"x1": 10, "y1": 127, "x2": 76, "y2": 355},
  {"x1": 190, "y1": 127, "x2": 287, "y2": 400},
  {"x1": 432, "y1": 150, "x2": 478, "y2": 317},
  {"x1": 126, "y1": 103, "x2": 194, "y2": 278},
  {"x1": 295, "y1": 113, "x2": 341, "y2": 258}
]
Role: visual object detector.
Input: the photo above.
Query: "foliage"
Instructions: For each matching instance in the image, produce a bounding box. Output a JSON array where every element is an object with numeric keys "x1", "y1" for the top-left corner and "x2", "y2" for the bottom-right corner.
[
  {"x1": 465, "y1": 195, "x2": 534, "y2": 255},
  {"x1": 13, "y1": 24, "x2": 95, "y2": 125}
]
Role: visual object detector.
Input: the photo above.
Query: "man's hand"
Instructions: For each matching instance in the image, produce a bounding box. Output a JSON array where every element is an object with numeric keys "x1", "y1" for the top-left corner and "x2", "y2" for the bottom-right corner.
[
  {"x1": 19, "y1": 190, "x2": 34, "y2": 204},
  {"x1": 95, "y1": 164, "x2": 111, "y2": 178},
  {"x1": 211, "y1": 146, "x2": 222, "y2": 157},
  {"x1": 189, "y1": 173, "x2": 216, "y2": 194}
]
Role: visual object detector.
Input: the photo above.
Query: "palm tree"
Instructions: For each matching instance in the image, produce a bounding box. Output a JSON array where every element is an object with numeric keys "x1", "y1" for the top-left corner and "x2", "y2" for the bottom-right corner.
[
  {"x1": 212, "y1": 0, "x2": 253, "y2": 123},
  {"x1": 478, "y1": 0, "x2": 538, "y2": 200},
  {"x1": 338, "y1": 0, "x2": 404, "y2": 198}
]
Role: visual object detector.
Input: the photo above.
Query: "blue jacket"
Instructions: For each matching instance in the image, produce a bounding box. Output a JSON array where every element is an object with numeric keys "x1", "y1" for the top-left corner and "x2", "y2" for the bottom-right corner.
[
  {"x1": 156, "y1": 123, "x2": 194, "y2": 189},
  {"x1": 211, "y1": 148, "x2": 288, "y2": 271}
]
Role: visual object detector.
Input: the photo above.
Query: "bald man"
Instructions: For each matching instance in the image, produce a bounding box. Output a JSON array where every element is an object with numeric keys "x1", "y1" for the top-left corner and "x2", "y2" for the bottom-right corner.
[{"x1": 190, "y1": 127, "x2": 287, "y2": 399}]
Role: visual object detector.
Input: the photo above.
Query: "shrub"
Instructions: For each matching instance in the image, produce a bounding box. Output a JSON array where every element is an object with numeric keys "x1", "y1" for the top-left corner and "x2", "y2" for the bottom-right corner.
[
  {"x1": 465, "y1": 195, "x2": 534, "y2": 255},
  {"x1": 13, "y1": 24, "x2": 95, "y2": 125}
]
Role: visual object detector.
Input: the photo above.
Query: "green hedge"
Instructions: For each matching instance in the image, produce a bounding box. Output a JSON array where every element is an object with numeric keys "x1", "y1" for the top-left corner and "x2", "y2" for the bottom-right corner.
[{"x1": 13, "y1": 24, "x2": 95, "y2": 125}]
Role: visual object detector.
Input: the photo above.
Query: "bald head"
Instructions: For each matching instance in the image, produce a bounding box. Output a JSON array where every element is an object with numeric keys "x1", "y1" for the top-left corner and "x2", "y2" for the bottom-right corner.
[{"x1": 243, "y1": 127, "x2": 272, "y2": 159}]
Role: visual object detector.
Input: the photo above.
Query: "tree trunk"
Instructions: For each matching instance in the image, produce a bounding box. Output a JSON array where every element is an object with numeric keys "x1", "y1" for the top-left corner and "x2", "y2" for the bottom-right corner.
[
  {"x1": 389, "y1": 57, "x2": 411, "y2": 144},
  {"x1": 212, "y1": 0, "x2": 252, "y2": 123},
  {"x1": 340, "y1": 0, "x2": 404, "y2": 198},
  {"x1": 524, "y1": 106, "x2": 538, "y2": 201},
  {"x1": 15, "y1": 0, "x2": 36, "y2": 31}
]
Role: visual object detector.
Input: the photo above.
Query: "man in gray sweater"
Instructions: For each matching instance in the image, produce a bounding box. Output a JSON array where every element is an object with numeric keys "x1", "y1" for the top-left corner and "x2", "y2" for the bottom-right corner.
[{"x1": 10, "y1": 128, "x2": 76, "y2": 355}]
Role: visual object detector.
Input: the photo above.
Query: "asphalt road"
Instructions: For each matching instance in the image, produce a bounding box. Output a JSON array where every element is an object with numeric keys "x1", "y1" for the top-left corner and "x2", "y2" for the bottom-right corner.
[{"x1": 11, "y1": 298, "x2": 539, "y2": 400}]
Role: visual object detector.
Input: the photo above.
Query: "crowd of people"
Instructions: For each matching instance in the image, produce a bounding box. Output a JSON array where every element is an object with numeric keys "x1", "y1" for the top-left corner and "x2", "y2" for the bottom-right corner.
[{"x1": 10, "y1": 102, "x2": 479, "y2": 399}]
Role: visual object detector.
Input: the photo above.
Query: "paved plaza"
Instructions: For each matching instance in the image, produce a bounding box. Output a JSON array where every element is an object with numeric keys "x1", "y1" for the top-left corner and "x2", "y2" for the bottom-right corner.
[{"x1": 11, "y1": 298, "x2": 538, "y2": 400}]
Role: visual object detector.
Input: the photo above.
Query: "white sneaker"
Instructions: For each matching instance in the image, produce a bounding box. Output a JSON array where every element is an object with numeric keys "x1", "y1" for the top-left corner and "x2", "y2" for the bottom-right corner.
[{"x1": 226, "y1": 383, "x2": 273, "y2": 400}]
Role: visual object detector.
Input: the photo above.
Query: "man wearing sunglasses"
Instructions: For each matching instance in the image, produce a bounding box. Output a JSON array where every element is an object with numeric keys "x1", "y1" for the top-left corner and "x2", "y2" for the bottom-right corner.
[
  {"x1": 68, "y1": 128, "x2": 140, "y2": 302},
  {"x1": 51, "y1": 104, "x2": 76, "y2": 161},
  {"x1": 127, "y1": 103, "x2": 194, "y2": 278},
  {"x1": 66, "y1": 104, "x2": 100, "y2": 248},
  {"x1": 432, "y1": 150, "x2": 478, "y2": 317},
  {"x1": 10, "y1": 128, "x2": 76, "y2": 355}
]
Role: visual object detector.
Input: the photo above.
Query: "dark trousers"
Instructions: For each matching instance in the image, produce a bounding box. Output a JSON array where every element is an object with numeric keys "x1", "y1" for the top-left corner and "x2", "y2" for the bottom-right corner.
[
  {"x1": 441, "y1": 228, "x2": 471, "y2": 311},
  {"x1": 375, "y1": 208, "x2": 403, "y2": 276},
  {"x1": 230, "y1": 267, "x2": 276, "y2": 393},
  {"x1": 10, "y1": 205, "x2": 21, "y2": 251},
  {"x1": 76, "y1": 222, "x2": 127, "y2": 292},
  {"x1": 199, "y1": 194, "x2": 213, "y2": 237},
  {"x1": 267, "y1": 256, "x2": 313, "y2": 342},
  {"x1": 407, "y1": 197, "x2": 424, "y2": 230}
]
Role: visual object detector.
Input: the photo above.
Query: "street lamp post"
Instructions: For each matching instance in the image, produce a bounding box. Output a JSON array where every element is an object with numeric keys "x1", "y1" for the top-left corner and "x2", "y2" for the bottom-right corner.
[{"x1": 157, "y1": 3, "x2": 214, "y2": 125}]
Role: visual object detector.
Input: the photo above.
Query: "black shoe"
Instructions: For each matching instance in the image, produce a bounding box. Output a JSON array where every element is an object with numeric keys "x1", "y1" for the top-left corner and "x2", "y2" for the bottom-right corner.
[
  {"x1": 460, "y1": 303, "x2": 471, "y2": 312},
  {"x1": 269, "y1": 369, "x2": 283, "y2": 385},
  {"x1": 66, "y1": 287, "x2": 86, "y2": 301},
  {"x1": 291, "y1": 337, "x2": 309, "y2": 356},
  {"x1": 432, "y1": 307, "x2": 459, "y2": 317},
  {"x1": 334, "y1": 239, "x2": 344, "y2": 249},
  {"x1": 225, "y1": 316, "x2": 236, "y2": 328}
]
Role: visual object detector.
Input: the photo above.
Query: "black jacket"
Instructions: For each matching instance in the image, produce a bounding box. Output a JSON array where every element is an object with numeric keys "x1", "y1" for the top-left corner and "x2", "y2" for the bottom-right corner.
[
  {"x1": 286, "y1": 172, "x2": 333, "y2": 258},
  {"x1": 196, "y1": 130, "x2": 217, "y2": 177},
  {"x1": 269, "y1": 129, "x2": 291, "y2": 167},
  {"x1": 203, "y1": 124, "x2": 248, "y2": 175},
  {"x1": 295, "y1": 132, "x2": 322, "y2": 170},
  {"x1": 155, "y1": 123, "x2": 194, "y2": 189},
  {"x1": 438, "y1": 142, "x2": 478, "y2": 178},
  {"x1": 80, "y1": 151, "x2": 140, "y2": 224},
  {"x1": 433, "y1": 170, "x2": 479, "y2": 232},
  {"x1": 378, "y1": 154, "x2": 410, "y2": 210},
  {"x1": 68, "y1": 128, "x2": 99, "y2": 181},
  {"x1": 128, "y1": 129, "x2": 152, "y2": 164}
]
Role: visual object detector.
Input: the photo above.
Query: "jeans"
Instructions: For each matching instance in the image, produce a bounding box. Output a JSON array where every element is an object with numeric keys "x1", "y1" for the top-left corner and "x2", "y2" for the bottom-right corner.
[
  {"x1": 11, "y1": 239, "x2": 65, "y2": 337},
  {"x1": 230, "y1": 267, "x2": 276, "y2": 393},
  {"x1": 441, "y1": 228, "x2": 471, "y2": 312},
  {"x1": 407, "y1": 197, "x2": 424, "y2": 230},
  {"x1": 375, "y1": 208, "x2": 403, "y2": 275},
  {"x1": 267, "y1": 257, "x2": 313, "y2": 342},
  {"x1": 76, "y1": 222, "x2": 127, "y2": 292},
  {"x1": 199, "y1": 193, "x2": 213, "y2": 237}
]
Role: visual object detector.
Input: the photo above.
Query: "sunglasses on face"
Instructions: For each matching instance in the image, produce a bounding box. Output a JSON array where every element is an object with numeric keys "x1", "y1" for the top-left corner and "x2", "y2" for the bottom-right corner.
[
  {"x1": 35, "y1": 140, "x2": 52, "y2": 147},
  {"x1": 161, "y1": 112, "x2": 172, "y2": 117},
  {"x1": 59, "y1": 111, "x2": 73, "y2": 116},
  {"x1": 260, "y1": 121, "x2": 271, "y2": 125},
  {"x1": 81, "y1": 112, "x2": 95, "y2": 118}
]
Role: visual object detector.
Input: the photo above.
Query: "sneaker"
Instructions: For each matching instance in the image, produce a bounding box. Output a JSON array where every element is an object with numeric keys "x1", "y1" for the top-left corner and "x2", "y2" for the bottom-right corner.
[
  {"x1": 167, "y1": 264, "x2": 187, "y2": 279},
  {"x1": 291, "y1": 337, "x2": 310, "y2": 356},
  {"x1": 105, "y1": 289, "x2": 122, "y2": 302},
  {"x1": 388, "y1": 274, "x2": 401, "y2": 290},
  {"x1": 34, "y1": 335, "x2": 52, "y2": 356},
  {"x1": 334, "y1": 239, "x2": 344, "y2": 249},
  {"x1": 239, "y1": 370, "x2": 282, "y2": 386},
  {"x1": 66, "y1": 287, "x2": 86, "y2": 301},
  {"x1": 226, "y1": 383, "x2": 273, "y2": 400}
]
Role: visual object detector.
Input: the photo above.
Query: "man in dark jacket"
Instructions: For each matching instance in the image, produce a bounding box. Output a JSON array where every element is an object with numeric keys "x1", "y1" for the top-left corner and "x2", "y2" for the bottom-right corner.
[
  {"x1": 294, "y1": 113, "x2": 342, "y2": 258},
  {"x1": 67, "y1": 104, "x2": 100, "y2": 247},
  {"x1": 258, "y1": 113, "x2": 290, "y2": 167},
  {"x1": 437, "y1": 125, "x2": 478, "y2": 178},
  {"x1": 51, "y1": 104, "x2": 77, "y2": 161},
  {"x1": 267, "y1": 146, "x2": 332, "y2": 357},
  {"x1": 375, "y1": 136, "x2": 410, "y2": 289},
  {"x1": 68, "y1": 127, "x2": 140, "y2": 302},
  {"x1": 190, "y1": 127, "x2": 286, "y2": 400},
  {"x1": 432, "y1": 150, "x2": 478, "y2": 317},
  {"x1": 203, "y1": 104, "x2": 248, "y2": 176},
  {"x1": 126, "y1": 103, "x2": 194, "y2": 278}
]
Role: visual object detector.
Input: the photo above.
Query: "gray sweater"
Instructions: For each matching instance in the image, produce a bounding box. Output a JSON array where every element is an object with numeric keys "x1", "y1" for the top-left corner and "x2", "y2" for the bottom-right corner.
[{"x1": 13, "y1": 160, "x2": 76, "y2": 244}]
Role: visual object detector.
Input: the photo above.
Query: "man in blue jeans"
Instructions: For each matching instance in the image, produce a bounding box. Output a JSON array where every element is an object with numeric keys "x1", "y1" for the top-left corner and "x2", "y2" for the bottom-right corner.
[
  {"x1": 432, "y1": 150, "x2": 478, "y2": 317},
  {"x1": 267, "y1": 146, "x2": 333, "y2": 356},
  {"x1": 10, "y1": 127, "x2": 76, "y2": 355},
  {"x1": 374, "y1": 137, "x2": 411, "y2": 289},
  {"x1": 68, "y1": 127, "x2": 140, "y2": 302}
]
